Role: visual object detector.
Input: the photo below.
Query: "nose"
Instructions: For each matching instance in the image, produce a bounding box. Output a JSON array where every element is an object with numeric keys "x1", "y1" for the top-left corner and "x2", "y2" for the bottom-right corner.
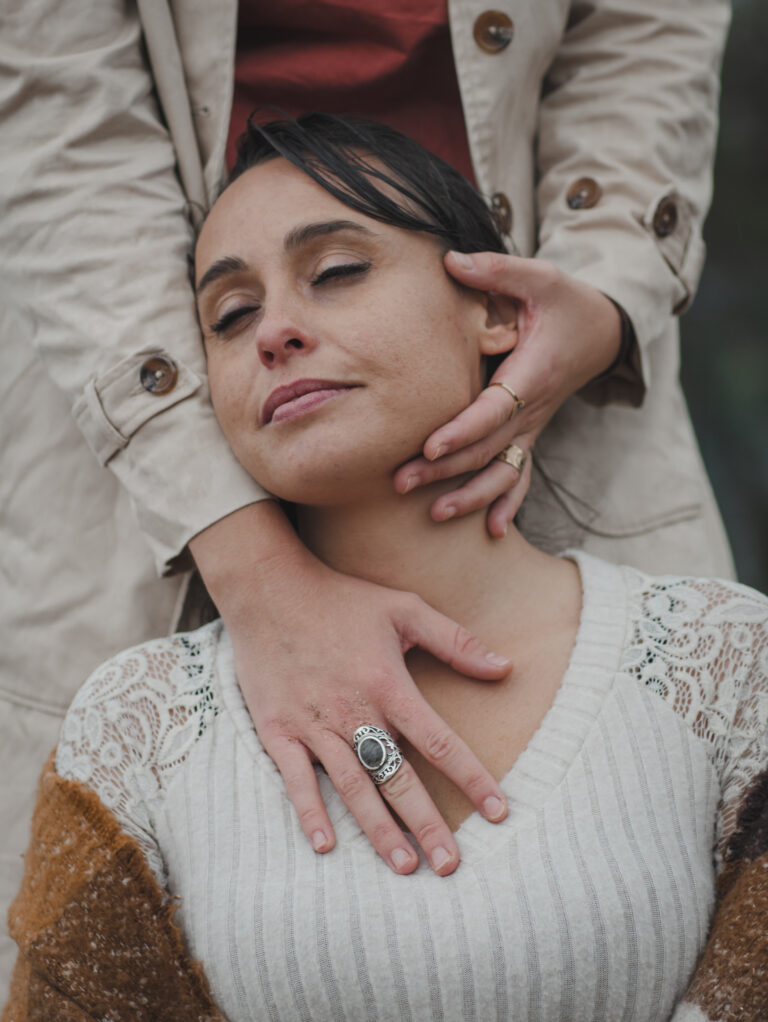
[{"x1": 256, "y1": 306, "x2": 317, "y2": 369}]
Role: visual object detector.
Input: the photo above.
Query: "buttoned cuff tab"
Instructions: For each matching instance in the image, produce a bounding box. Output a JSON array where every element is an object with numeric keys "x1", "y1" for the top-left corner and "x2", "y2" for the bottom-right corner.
[
  {"x1": 73, "y1": 349, "x2": 202, "y2": 465},
  {"x1": 641, "y1": 189, "x2": 705, "y2": 314}
]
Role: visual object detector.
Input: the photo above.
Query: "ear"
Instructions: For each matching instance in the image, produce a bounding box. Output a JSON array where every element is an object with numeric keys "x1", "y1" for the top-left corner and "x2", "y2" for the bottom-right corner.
[{"x1": 476, "y1": 290, "x2": 519, "y2": 357}]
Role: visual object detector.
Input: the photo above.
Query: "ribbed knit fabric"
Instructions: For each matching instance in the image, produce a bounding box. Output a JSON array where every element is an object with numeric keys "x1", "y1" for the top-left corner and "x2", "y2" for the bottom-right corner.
[{"x1": 56, "y1": 554, "x2": 768, "y2": 1022}]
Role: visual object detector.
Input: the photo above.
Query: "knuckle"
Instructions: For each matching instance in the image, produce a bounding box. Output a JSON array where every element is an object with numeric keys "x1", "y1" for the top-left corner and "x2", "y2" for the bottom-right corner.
[
  {"x1": 452, "y1": 625, "x2": 480, "y2": 658},
  {"x1": 259, "y1": 715, "x2": 294, "y2": 739},
  {"x1": 279, "y1": 767, "x2": 309, "y2": 793},
  {"x1": 368, "y1": 670, "x2": 400, "y2": 704},
  {"x1": 413, "y1": 819, "x2": 446, "y2": 846},
  {"x1": 462, "y1": 769, "x2": 491, "y2": 799},
  {"x1": 402, "y1": 591, "x2": 425, "y2": 617},
  {"x1": 260, "y1": 731, "x2": 304, "y2": 762},
  {"x1": 335, "y1": 767, "x2": 368, "y2": 802},
  {"x1": 381, "y1": 767, "x2": 413, "y2": 800},
  {"x1": 423, "y1": 727, "x2": 457, "y2": 764},
  {"x1": 369, "y1": 820, "x2": 398, "y2": 848},
  {"x1": 297, "y1": 805, "x2": 325, "y2": 830},
  {"x1": 473, "y1": 441, "x2": 497, "y2": 471}
]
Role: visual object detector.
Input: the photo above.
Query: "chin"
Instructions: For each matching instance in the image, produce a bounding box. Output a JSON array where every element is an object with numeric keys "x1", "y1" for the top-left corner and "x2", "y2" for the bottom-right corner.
[{"x1": 242, "y1": 434, "x2": 409, "y2": 507}]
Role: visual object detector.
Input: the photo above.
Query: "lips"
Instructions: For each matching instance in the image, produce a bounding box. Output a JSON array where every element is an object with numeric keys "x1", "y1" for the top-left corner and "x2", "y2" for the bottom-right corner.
[{"x1": 261, "y1": 378, "x2": 355, "y2": 425}]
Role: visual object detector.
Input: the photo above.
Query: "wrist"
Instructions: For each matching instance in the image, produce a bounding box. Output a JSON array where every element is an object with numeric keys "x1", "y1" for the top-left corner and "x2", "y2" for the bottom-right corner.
[{"x1": 189, "y1": 500, "x2": 316, "y2": 617}]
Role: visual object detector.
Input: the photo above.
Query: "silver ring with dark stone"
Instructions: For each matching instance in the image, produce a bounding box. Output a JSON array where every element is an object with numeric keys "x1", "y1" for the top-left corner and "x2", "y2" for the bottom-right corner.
[{"x1": 352, "y1": 725, "x2": 404, "y2": 785}]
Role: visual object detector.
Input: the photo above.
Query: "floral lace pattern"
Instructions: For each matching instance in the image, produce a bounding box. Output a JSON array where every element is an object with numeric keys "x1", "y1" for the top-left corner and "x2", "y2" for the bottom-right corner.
[
  {"x1": 56, "y1": 569, "x2": 768, "y2": 887},
  {"x1": 56, "y1": 621, "x2": 223, "y2": 885},
  {"x1": 620, "y1": 568, "x2": 768, "y2": 868}
]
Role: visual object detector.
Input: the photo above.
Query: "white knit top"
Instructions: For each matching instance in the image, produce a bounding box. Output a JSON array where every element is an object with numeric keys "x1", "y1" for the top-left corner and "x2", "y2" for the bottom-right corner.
[{"x1": 56, "y1": 554, "x2": 768, "y2": 1022}]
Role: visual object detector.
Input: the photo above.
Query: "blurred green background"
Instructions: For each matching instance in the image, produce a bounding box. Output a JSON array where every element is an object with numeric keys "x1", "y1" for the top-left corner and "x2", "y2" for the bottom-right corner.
[{"x1": 680, "y1": 0, "x2": 768, "y2": 592}]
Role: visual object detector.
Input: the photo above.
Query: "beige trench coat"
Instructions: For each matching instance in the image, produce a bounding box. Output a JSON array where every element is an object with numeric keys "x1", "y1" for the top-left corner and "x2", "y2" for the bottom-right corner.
[{"x1": 0, "y1": 0, "x2": 733, "y2": 992}]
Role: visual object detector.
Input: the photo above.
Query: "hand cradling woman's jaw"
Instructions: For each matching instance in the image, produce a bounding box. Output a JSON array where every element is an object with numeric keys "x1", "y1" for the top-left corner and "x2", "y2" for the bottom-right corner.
[{"x1": 195, "y1": 157, "x2": 508, "y2": 510}]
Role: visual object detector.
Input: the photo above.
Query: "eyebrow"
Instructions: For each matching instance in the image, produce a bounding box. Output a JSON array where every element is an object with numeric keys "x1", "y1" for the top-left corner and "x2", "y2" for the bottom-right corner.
[
  {"x1": 283, "y1": 218, "x2": 374, "y2": 252},
  {"x1": 195, "y1": 220, "x2": 375, "y2": 297},
  {"x1": 195, "y1": 255, "x2": 247, "y2": 297}
]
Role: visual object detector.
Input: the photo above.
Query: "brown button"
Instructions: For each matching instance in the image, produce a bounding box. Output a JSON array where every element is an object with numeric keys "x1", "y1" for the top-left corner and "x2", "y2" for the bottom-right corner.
[
  {"x1": 652, "y1": 197, "x2": 678, "y2": 238},
  {"x1": 566, "y1": 177, "x2": 602, "y2": 210},
  {"x1": 140, "y1": 354, "x2": 178, "y2": 395},
  {"x1": 491, "y1": 192, "x2": 513, "y2": 234},
  {"x1": 473, "y1": 11, "x2": 514, "y2": 53}
]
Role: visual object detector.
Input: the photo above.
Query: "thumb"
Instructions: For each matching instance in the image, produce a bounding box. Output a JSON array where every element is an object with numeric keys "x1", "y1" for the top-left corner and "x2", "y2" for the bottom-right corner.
[
  {"x1": 399, "y1": 599, "x2": 512, "y2": 680},
  {"x1": 444, "y1": 250, "x2": 540, "y2": 300}
]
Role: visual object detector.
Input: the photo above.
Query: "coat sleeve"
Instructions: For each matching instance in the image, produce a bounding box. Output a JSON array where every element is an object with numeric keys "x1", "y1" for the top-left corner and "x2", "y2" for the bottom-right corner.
[
  {"x1": 0, "y1": 0, "x2": 267, "y2": 574},
  {"x1": 535, "y1": 0, "x2": 731, "y2": 400},
  {"x1": 2, "y1": 755, "x2": 228, "y2": 1022}
]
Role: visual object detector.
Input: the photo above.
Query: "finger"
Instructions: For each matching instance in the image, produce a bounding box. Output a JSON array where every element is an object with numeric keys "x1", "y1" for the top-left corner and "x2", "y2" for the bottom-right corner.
[
  {"x1": 386, "y1": 699, "x2": 508, "y2": 826},
  {"x1": 422, "y1": 384, "x2": 520, "y2": 462},
  {"x1": 444, "y1": 249, "x2": 554, "y2": 299},
  {"x1": 396, "y1": 597, "x2": 512, "y2": 679},
  {"x1": 377, "y1": 760, "x2": 459, "y2": 876},
  {"x1": 485, "y1": 459, "x2": 532, "y2": 538},
  {"x1": 430, "y1": 458, "x2": 525, "y2": 522},
  {"x1": 312, "y1": 732, "x2": 420, "y2": 875},
  {"x1": 394, "y1": 420, "x2": 517, "y2": 494},
  {"x1": 262, "y1": 735, "x2": 336, "y2": 853}
]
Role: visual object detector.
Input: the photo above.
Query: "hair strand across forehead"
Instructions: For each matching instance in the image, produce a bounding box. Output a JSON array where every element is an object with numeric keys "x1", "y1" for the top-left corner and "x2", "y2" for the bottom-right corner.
[{"x1": 229, "y1": 111, "x2": 508, "y2": 257}]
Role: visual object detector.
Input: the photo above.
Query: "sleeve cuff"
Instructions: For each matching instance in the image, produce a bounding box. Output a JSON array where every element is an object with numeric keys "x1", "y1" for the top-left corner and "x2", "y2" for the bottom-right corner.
[
  {"x1": 577, "y1": 297, "x2": 645, "y2": 408},
  {"x1": 103, "y1": 379, "x2": 271, "y2": 575}
]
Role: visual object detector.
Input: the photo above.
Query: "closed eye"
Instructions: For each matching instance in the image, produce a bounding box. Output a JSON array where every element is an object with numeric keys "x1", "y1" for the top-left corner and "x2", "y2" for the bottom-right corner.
[
  {"x1": 310, "y1": 261, "x2": 371, "y2": 286},
  {"x1": 209, "y1": 305, "x2": 259, "y2": 335},
  {"x1": 208, "y1": 262, "x2": 370, "y2": 334}
]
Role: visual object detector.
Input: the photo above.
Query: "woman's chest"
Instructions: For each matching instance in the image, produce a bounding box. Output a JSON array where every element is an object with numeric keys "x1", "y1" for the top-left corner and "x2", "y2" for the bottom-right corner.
[
  {"x1": 158, "y1": 687, "x2": 719, "y2": 1022},
  {"x1": 402, "y1": 636, "x2": 574, "y2": 830}
]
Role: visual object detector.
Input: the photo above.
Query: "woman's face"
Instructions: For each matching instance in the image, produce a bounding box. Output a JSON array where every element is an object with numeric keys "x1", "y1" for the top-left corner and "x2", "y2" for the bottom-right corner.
[{"x1": 195, "y1": 157, "x2": 496, "y2": 506}]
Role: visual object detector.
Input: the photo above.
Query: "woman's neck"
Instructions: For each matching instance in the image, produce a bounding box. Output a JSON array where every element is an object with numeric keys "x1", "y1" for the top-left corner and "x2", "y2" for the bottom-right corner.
[{"x1": 297, "y1": 479, "x2": 576, "y2": 646}]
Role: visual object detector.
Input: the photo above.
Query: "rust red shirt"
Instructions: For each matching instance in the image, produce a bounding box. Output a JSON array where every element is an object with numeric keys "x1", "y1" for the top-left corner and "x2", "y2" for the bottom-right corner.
[{"x1": 228, "y1": 0, "x2": 474, "y2": 182}]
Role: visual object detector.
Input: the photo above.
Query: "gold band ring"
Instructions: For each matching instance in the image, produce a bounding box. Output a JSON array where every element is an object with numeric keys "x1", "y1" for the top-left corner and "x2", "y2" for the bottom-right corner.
[
  {"x1": 496, "y1": 444, "x2": 526, "y2": 472},
  {"x1": 488, "y1": 381, "x2": 525, "y2": 418}
]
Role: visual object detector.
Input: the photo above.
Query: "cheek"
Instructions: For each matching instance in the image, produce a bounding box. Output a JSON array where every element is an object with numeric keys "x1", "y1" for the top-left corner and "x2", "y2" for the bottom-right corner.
[
  {"x1": 207, "y1": 354, "x2": 253, "y2": 448},
  {"x1": 390, "y1": 302, "x2": 483, "y2": 422}
]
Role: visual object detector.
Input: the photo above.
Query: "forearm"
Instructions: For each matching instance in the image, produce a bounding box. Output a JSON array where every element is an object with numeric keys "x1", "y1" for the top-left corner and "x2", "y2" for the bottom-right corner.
[{"x1": 189, "y1": 500, "x2": 313, "y2": 622}]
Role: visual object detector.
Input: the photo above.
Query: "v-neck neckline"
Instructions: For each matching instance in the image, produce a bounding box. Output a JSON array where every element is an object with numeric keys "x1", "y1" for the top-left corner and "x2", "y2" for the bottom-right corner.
[
  {"x1": 448, "y1": 552, "x2": 629, "y2": 861},
  {"x1": 217, "y1": 552, "x2": 630, "y2": 866}
]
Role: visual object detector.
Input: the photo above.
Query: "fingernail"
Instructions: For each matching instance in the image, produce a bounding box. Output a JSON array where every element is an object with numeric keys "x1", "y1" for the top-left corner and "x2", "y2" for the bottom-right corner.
[
  {"x1": 431, "y1": 846, "x2": 452, "y2": 871},
  {"x1": 428, "y1": 443, "x2": 448, "y2": 461},
  {"x1": 312, "y1": 830, "x2": 328, "y2": 852},
  {"x1": 483, "y1": 795, "x2": 506, "y2": 821},
  {"x1": 441, "y1": 505, "x2": 456, "y2": 520},
  {"x1": 450, "y1": 251, "x2": 474, "y2": 269},
  {"x1": 485, "y1": 652, "x2": 511, "y2": 667},
  {"x1": 391, "y1": 847, "x2": 413, "y2": 871},
  {"x1": 402, "y1": 474, "x2": 420, "y2": 494}
]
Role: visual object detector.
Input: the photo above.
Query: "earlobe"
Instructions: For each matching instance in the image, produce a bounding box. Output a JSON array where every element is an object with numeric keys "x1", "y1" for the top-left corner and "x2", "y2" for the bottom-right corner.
[{"x1": 478, "y1": 290, "x2": 519, "y2": 356}]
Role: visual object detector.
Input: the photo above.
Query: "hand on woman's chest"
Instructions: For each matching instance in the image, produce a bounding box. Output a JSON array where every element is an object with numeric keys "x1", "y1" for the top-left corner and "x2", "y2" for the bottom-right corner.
[{"x1": 402, "y1": 618, "x2": 578, "y2": 832}]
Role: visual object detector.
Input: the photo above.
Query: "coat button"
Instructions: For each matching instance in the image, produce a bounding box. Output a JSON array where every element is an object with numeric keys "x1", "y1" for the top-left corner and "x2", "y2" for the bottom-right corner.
[
  {"x1": 652, "y1": 197, "x2": 678, "y2": 237},
  {"x1": 140, "y1": 354, "x2": 178, "y2": 394},
  {"x1": 491, "y1": 192, "x2": 513, "y2": 234},
  {"x1": 566, "y1": 177, "x2": 602, "y2": 210},
  {"x1": 473, "y1": 11, "x2": 514, "y2": 53}
]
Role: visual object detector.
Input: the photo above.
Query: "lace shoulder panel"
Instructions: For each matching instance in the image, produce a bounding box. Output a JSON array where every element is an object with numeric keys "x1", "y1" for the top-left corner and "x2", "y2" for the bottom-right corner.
[
  {"x1": 621, "y1": 569, "x2": 768, "y2": 865},
  {"x1": 56, "y1": 620, "x2": 224, "y2": 885}
]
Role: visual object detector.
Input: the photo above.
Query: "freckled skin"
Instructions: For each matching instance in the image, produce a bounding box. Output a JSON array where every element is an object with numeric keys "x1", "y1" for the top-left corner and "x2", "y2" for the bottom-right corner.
[{"x1": 195, "y1": 159, "x2": 493, "y2": 509}]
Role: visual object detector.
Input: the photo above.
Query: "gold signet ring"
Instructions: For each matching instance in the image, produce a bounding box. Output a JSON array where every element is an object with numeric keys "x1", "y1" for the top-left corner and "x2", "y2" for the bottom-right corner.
[{"x1": 496, "y1": 444, "x2": 526, "y2": 472}]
